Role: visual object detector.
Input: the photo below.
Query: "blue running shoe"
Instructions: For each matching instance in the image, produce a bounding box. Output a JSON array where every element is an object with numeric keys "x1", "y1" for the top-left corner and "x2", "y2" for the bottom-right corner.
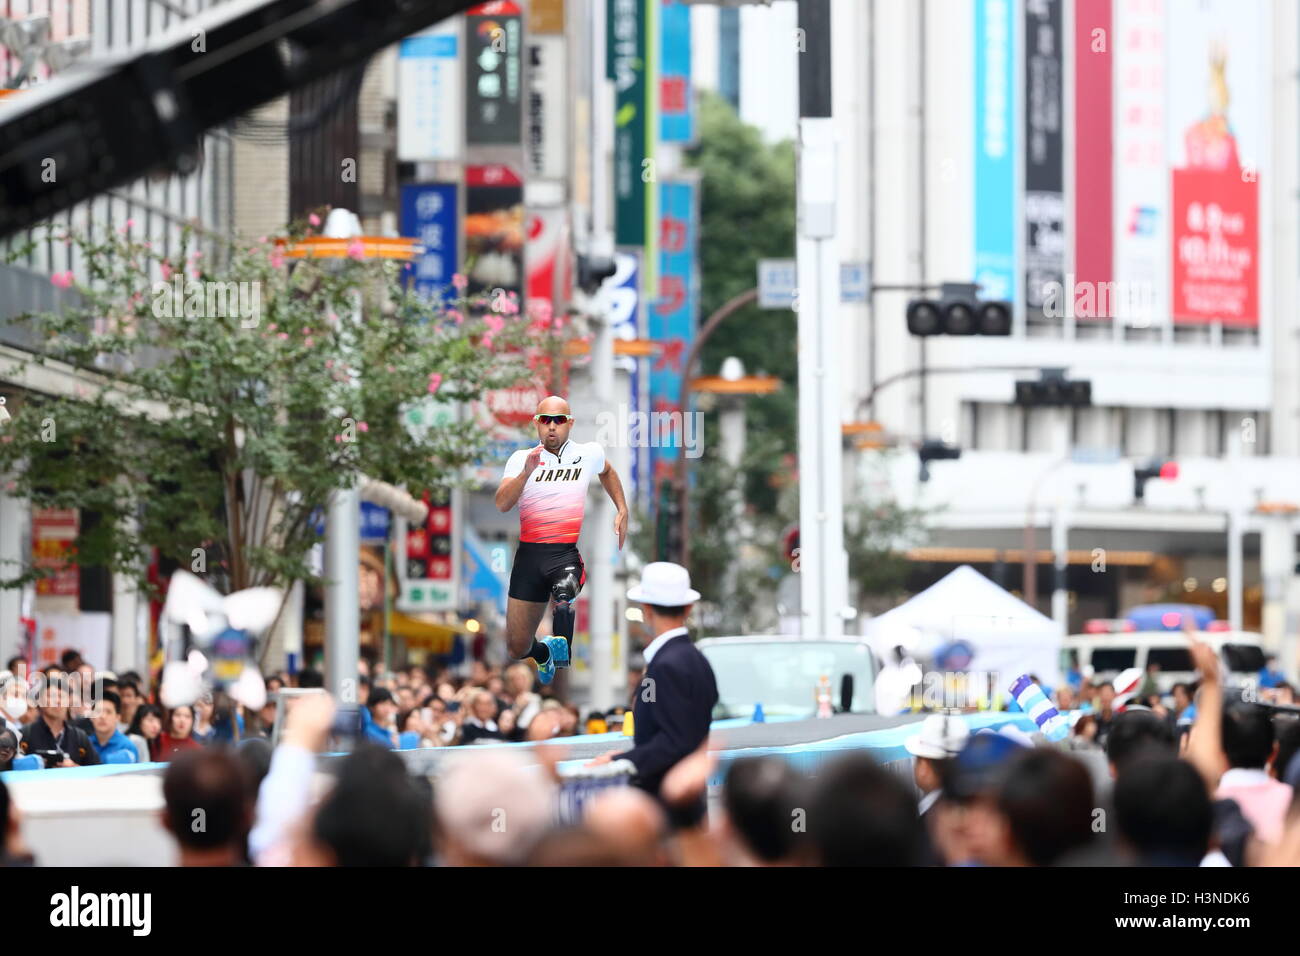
[
  {"x1": 535, "y1": 651, "x2": 556, "y2": 686},
  {"x1": 545, "y1": 634, "x2": 570, "y2": 669}
]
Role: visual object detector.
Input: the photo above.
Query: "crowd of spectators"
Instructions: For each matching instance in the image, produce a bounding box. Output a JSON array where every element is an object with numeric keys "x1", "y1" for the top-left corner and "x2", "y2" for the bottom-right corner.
[{"x1": 3, "y1": 635, "x2": 1300, "y2": 867}]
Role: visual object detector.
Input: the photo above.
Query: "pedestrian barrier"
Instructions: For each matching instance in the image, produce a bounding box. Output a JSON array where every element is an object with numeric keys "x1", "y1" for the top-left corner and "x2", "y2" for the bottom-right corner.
[{"x1": 555, "y1": 759, "x2": 636, "y2": 824}]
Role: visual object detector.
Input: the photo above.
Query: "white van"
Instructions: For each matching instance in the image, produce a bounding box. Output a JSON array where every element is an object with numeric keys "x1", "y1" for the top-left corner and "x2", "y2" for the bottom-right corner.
[{"x1": 1062, "y1": 627, "x2": 1266, "y2": 693}]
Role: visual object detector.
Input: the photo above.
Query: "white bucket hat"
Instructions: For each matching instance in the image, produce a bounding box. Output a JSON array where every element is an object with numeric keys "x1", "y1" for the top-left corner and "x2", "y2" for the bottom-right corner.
[
  {"x1": 904, "y1": 713, "x2": 971, "y2": 760},
  {"x1": 626, "y1": 561, "x2": 701, "y2": 606}
]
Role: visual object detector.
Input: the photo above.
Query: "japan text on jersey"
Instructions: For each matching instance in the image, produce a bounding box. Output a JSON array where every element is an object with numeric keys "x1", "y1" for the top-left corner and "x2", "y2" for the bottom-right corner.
[{"x1": 503, "y1": 440, "x2": 606, "y2": 544}]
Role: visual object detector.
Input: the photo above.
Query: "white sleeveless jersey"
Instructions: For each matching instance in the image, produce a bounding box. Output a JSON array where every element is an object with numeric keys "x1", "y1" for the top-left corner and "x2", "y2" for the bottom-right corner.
[{"x1": 502, "y1": 440, "x2": 606, "y2": 544}]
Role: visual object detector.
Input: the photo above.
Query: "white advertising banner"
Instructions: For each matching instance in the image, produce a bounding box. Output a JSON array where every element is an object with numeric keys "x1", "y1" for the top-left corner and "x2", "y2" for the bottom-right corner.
[{"x1": 398, "y1": 20, "x2": 463, "y2": 161}]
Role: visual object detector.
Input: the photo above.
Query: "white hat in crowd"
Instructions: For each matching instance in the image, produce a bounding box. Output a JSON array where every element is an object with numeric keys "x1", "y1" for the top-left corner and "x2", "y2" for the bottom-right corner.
[
  {"x1": 904, "y1": 713, "x2": 971, "y2": 760},
  {"x1": 626, "y1": 561, "x2": 701, "y2": 606}
]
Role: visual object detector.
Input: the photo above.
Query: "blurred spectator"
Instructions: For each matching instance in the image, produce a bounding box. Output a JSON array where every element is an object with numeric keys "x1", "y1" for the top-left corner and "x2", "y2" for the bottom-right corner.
[
  {"x1": 1259, "y1": 655, "x2": 1285, "y2": 689},
  {"x1": 265, "y1": 674, "x2": 285, "y2": 695},
  {"x1": 1069, "y1": 713, "x2": 1100, "y2": 751},
  {"x1": 1064, "y1": 651, "x2": 1083, "y2": 691},
  {"x1": 0, "y1": 778, "x2": 34, "y2": 866},
  {"x1": 301, "y1": 745, "x2": 432, "y2": 867},
  {"x1": 469, "y1": 660, "x2": 489, "y2": 688},
  {"x1": 361, "y1": 688, "x2": 398, "y2": 748},
  {"x1": 157, "y1": 705, "x2": 202, "y2": 761},
  {"x1": 1217, "y1": 702, "x2": 1293, "y2": 843},
  {"x1": 1138, "y1": 661, "x2": 1160, "y2": 698},
  {"x1": 18, "y1": 675, "x2": 98, "y2": 767},
  {"x1": 583, "y1": 788, "x2": 669, "y2": 866},
  {"x1": 1105, "y1": 709, "x2": 1175, "y2": 778},
  {"x1": 297, "y1": 669, "x2": 325, "y2": 690},
  {"x1": 60, "y1": 650, "x2": 83, "y2": 673},
  {"x1": 192, "y1": 694, "x2": 216, "y2": 745},
  {"x1": 460, "y1": 689, "x2": 508, "y2": 745},
  {"x1": 1094, "y1": 683, "x2": 1117, "y2": 746},
  {"x1": 0, "y1": 729, "x2": 21, "y2": 772},
  {"x1": 809, "y1": 753, "x2": 924, "y2": 866},
  {"x1": 1171, "y1": 682, "x2": 1195, "y2": 725},
  {"x1": 117, "y1": 680, "x2": 142, "y2": 732},
  {"x1": 1, "y1": 674, "x2": 28, "y2": 736},
  {"x1": 1055, "y1": 686, "x2": 1076, "y2": 713},
  {"x1": 128, "y1": 703, "x2": 164, "y2": 762},
  {"x1": 904, "y1": 714, "x2": 969, "y2": 821},
  {"x1": 527, "y1": 825, "x2": 631, "y2": 866},
  {"x1": 1114, "y1": 756, "x2": 1212, "y2": 866},
  {"x1": 504, "y1": 662, "x2": 541, "y2": 741},
  {"x1": 987, "y1": 748, "x2": 1095, "y2": 866},
  {"x1": 434, "y1": 751, "x2": 556, "y2": 865},
  {"x1": 934, "y1": 731, "x2": 1029, "y2": 866},
  {"x1": 89, "y1": 691, "x2": 137, "y2": 764},
  {"x1": 719, "y1": 756, "x2": 810, "y2": 866},
  {"x1": 161, "y1": 749, "x2": 253, "y2": 866},
  {"x1": 1272, "y1": 716, "x2": 1300, "y2": 783},
  {"x1": 3, "y1": 657, "x2": 25, "y2": 683}
]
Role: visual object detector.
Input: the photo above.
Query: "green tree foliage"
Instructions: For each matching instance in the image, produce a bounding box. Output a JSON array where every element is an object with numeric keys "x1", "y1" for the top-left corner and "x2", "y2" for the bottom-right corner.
[
  {"x1": 686, "y1": 90, "x2": 797, "y2": 512},
  {"x1": 0, "y1": 222, "x2": 573, "y2": 599}
]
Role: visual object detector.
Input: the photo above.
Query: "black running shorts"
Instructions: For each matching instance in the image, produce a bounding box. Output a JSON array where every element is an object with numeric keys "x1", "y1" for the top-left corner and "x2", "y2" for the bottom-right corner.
[{"x1": 508, "y1": 541, "x2": 587, "y2": 603}]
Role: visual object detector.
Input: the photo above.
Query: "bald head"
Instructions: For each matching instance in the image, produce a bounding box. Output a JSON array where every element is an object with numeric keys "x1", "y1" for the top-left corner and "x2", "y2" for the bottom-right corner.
[
  {"x1": 533, "y1": 395, "x2": 573, "y2": 452},
  {"x1": 583, "y1": 787, "x2": 668, "y2": 866}
]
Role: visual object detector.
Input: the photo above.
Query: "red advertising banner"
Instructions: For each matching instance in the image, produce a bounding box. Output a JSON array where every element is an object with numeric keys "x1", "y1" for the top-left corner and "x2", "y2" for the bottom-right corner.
[
  {"x1": 32, "y1": 508, "x2": 79, "y2": 598},
  {"x1": 1072, "y1": 0, "x2": 1112, "y2": 313},
  {"x1": 1171, "y1": 170, "x2": 1258, "y2": 326}
]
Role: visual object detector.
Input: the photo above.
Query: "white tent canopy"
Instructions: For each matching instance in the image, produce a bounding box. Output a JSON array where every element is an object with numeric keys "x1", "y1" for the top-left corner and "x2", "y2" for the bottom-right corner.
[{"x1": 865, "y1": 565, "x2": 1064, "y2": 687}]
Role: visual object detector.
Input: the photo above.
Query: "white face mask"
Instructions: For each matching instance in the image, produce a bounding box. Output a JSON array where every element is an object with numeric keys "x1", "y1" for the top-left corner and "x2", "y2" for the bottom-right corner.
[{"x1": 3, "y1": 695, "x2": 27, "y2": 720}]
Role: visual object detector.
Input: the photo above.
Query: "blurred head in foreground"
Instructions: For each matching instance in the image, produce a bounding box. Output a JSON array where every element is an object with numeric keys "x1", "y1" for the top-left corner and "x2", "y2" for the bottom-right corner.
[{"x1": 434, "y1": 750, "x2": 556, "y2": 865}]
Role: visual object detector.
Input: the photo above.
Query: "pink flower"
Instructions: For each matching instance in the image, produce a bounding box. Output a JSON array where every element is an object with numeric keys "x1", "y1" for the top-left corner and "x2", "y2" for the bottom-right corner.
[
  {"x1": 309, "y1": 213, "x2": 321, "y2": 227},
  {"x1": 357, "y1": 422, "x2": 369, "y2": 433},
  {"x1": 160, "y1": 262, "x2": 173, "y2": 281},
  {"x1": 257, "y1": 236, "x2": 268, "y2": 244},
  {"x1": 50, "y1": 271, "x2": 74, "y2": 289},
  {"x1": 448, "y1": 310, "x2": 464, "y2": 325},
  {"x1": 304, "y1": 337, "x2": 314, "y2": 347},
  {"x1": 452, "y1": 273, "x2": 468, "y2": 291},
  {"x1": 190, "y1": 250, "x2": 203, "y2": 260},
  {"x1": 427, "y1": 373, "x2": 442, "y2": 395},
  {"x1": 347, "y1": 239, "x2": 365, "y2": 260},
  {"x1": 301, "y1": 328, "x2": 312, "y2": 335},
  {"x1": 386, "y1": 365, "x2": 396, "y2": 373},
  {"x1": 268, "y1": 323, "x2": 278, "y2": 331},
  {"x1": 530, "y1": 300, "x2": 553, "y2": 325},
  {"x1": 485, "y1": 314, "x2": 505, "y2": 335},
  {"x1": 482, "y1": 334, "x2": 494, "y2": 350},
  {"x1": 278, "y1": 333, "x2": 289, "y2": 341},
  {"x1": 325, "y1": 359, "x2": 334, "y2": 369},
  {"x1": 334, "y1": 435, "x2": 343, "y2": 443},
  {"x1": 270, "y1": 252, "x2": 285, "y2": 269}
]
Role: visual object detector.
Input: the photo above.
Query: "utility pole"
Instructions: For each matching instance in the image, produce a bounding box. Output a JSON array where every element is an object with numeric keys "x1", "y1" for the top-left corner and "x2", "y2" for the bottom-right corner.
[{"x1": 795, "y1": 0, "x2": 848, "y2": 637}]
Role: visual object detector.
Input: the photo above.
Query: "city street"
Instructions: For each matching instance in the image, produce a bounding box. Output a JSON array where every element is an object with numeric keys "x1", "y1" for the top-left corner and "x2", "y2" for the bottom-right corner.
[{"x1": 0, "y1": 0, "x2": 1297, "y2": 912}]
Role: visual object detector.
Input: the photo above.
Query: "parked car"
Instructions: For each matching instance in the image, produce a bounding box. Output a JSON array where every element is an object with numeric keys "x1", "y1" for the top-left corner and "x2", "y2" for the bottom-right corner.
[{"x1": 695, "y1": 636, "x2": 877, "y2": 720}]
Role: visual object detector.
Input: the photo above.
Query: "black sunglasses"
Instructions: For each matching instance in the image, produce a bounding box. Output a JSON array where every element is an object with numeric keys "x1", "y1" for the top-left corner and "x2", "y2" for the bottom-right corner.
[{"x1": 533, "y1": 414, "x2": 572, "y2": 425}]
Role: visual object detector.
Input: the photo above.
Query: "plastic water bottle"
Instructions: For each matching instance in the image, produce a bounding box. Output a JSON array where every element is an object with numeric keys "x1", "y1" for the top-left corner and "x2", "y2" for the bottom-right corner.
[
  {"x1": 752, "y1": 702, "x2": 766, "y2": 723},
  {"x1": 1008, "y1": 674, "x2": 1070, "y2": 742},
  {"x1": 816, "y1": 675, "x2": 833, "y2": 719}
]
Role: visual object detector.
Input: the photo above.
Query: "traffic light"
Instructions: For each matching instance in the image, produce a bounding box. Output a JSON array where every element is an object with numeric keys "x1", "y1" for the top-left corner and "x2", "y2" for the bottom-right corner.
[
  {"x1": 1014, "y1": 369, "x2": 1092, "y2": 407},
  {"x1": 918, "y1": 439, "x2": 961, "y2": 482},
  {"x1": 907, "y1": 283, "x2": 1011, "y2": 337},
  {"x1": 1134, "y1": 460, "x2": 1178, "y2": 502}
]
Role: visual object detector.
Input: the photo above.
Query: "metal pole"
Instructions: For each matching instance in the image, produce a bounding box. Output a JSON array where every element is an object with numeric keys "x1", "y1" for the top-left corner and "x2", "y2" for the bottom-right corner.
[
  {"x1": 1051, "y1": 499, "x2": 1069, "y2": 630},
  {"x1": 1227, "y1": 507, "x2": 1244, "y2": 631},
  {"x1": 590, "y1": 294, "x2": 616, "y2": 714},
  {"x1": 323, "y1": 209, "x2": 362, "y2": 701},
  {"x1": 796, "y1": 0, "x2": 846, "y2": 637}
]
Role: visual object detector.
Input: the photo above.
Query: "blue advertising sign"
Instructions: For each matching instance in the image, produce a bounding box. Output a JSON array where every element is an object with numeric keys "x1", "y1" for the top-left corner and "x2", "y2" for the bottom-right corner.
[
  {"x1": 974, "y1": 0, "x2": 1017, "y2": 303},
  {"x1": 660, "y1": 1, "x2": 694, "y2": 143},
  {"x1": 649, "y1": 180, "x2": 697, "y2": 483},
  {"x1": 399, "y1": 183, "x2": 458, "y2": 304},
  {"x1": 602, "y1": 251, "x2": 643, "y2": 508}
]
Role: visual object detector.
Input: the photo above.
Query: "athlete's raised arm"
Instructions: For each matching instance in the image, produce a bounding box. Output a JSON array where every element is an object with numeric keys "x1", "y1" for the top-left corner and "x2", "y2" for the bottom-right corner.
[
  {"x1": 598, "y1": 460, "x2": 629, "y2": 550},
  {"x1": 496, "y1": 445, "x2": 543, "y2": 513}
]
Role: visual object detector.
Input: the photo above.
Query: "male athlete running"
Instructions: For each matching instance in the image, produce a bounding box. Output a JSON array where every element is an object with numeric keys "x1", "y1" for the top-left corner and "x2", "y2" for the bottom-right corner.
[{"x1": 496, "y1": 396, "x2": 628, "y2": 685}]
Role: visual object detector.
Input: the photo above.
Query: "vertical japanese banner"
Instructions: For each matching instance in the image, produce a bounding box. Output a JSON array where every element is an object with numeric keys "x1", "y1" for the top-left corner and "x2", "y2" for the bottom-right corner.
[
  {"x1": 1167, "y1": 0, "x2": 1264, "y2": 327},
  {"x1": 399, "y1": 183, "x2": 458, "y2": 304},
  {"x1": 464, "y1": 164, "x2": 525, "y2": 297},
  {"x1": 974, "y1": 0, "x2": 1018, "y2": 305},
  {"x1": 526, "y1": 35, "x2": 568, "y2": 182},
  {"x1": 1073, "y1": 0, "x2": 1113, "y2": 317},
  {"x1": 1113, "y1": 0, "x2": 1168, "y2": 327},
  {"x1": 397, "y1": 19, "x2": 463, "y2": 161},
  {"x1": 610, "y1": 0, "x2": 650, "y2": 247},
  {"x1": 660, "y1": 0, "x2": 694, "y2": 143},
  {"x1": 465, "y1": 1, "x2": 523, "y2": 146},
  {"x1": 1024, "y1": 0, "x2": 1064, "y2": 316},
  {"x1": 649, "y1": 181, "x2": 697, "y2": 487},
  {"x1": 32, "y1": 509, "x2": 78, "y2": 600},
  {"x1": 525, "y1": 206, "x2": 572, "y2": 322},
  {"x1": 600, "y1": 252, "x2": 644, "y2": 509}
]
